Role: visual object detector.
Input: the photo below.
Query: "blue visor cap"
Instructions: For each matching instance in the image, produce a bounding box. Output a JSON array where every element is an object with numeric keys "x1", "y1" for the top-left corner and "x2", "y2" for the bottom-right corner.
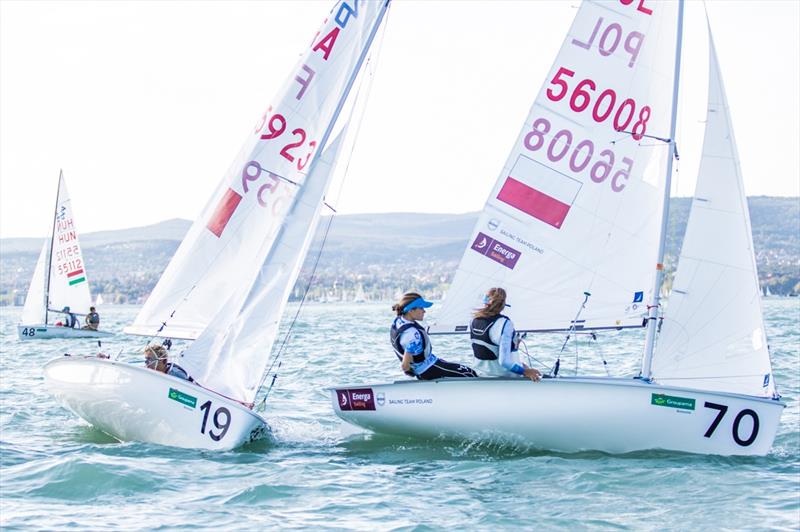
[{"x1": 403, "y1": 297, "x2": 433, "y2": 313}]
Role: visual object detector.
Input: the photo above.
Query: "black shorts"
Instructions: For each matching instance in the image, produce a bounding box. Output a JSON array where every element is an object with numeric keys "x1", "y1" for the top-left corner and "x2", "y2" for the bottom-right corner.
[{"x1": 418, "y1": 359, "x2": 478, "y2": 380}]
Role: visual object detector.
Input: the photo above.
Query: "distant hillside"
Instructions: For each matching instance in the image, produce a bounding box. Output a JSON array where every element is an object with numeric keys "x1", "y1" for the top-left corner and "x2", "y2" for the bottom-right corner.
[
  {"x1": 1, "y1": 197, "x2": 798, "y2": 304},
  {"x1": 0, "y1": 218, "x2": 191, "y2": 254}
]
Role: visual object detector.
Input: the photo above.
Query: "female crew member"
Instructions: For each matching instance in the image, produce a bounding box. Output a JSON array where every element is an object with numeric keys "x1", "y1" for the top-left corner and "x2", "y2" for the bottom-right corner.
[
  {"x1": 144, "y1": 344, "x2": 192, "y2": 381},
  {"x1": 470, "y1": 287, "x2": 541, "y2": 382},
  {"x1": 391, "y1": 292, "x2": 478, "y2": 380}
]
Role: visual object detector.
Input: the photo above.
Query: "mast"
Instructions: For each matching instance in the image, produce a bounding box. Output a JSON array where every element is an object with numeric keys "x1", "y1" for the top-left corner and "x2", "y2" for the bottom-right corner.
[
  {"x1": 43, "y1": 169, "x2": 63, "y2": 325},
  {"x1": 241, "y1": 0, "x2": 390, "y2": 340},
  {"x1": 309, "y1": 0, "x2": 389, "y2": 178},
  {"x1": 641, "y1": 0, "x2": 685, "y2": 379},
  {"x1": 238, "y1": 0, "x2": 389, "y2": 318}
]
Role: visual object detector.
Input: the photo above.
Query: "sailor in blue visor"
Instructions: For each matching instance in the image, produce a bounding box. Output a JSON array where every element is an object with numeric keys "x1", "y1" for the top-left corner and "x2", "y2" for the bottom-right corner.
[{"x1": 390, "y1": 292, "x2": 478, "y2": 380}]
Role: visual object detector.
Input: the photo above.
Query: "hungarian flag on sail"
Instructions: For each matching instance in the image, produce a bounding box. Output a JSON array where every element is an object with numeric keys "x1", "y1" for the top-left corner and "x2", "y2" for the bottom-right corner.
[
  {"x1": 497, "y1": 155, "x2": 582, "y2": 229},
  {"x1": 67, "y1": 269, "x2": 86, "y2": 285}
]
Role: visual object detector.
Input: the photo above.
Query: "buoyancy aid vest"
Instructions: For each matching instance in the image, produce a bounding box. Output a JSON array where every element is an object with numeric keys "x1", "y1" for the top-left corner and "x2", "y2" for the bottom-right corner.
[
  {"x1": 470, "y1": 314, "x2": 514, "y2": 360},
  {"x1": 390, "y1": 318, "x2": 430, "y2": 364}
]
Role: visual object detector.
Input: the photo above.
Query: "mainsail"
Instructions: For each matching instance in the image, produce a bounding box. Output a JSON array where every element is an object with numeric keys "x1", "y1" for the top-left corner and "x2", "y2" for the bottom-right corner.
[
  {"x1": 46, "y1": 174, "x2": 93, "y2": 321},
  {"x1": 126, "y1": 1, "x2": 388, "y2": 341},
  {"x1": 653, "y1": 30, "x2": 776, "y2": 398},
  {"x1": 129, "y1": 1, "x2": 389, "y2": 405},
  {"x1": 431, "y1": 1, "x2": 681, "y2": 334}
]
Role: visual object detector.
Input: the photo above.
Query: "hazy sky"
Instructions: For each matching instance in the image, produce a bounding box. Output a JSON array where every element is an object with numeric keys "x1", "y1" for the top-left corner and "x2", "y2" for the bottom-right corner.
[{"x1": 1, "y1": 0, "x2": 798, "y2": 238}]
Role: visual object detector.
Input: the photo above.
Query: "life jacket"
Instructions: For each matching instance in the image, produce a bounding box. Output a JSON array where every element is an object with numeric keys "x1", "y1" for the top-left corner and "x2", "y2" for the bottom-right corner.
[
  {"x1": 166, "y1": 362, "x2": 192, "y2": 382},
  {"x1": 390, "y1": 318, "x2": 430, "y2": 364},
  {"x1": 470, "y1": 314, "x2": 513, "y2": 360}
]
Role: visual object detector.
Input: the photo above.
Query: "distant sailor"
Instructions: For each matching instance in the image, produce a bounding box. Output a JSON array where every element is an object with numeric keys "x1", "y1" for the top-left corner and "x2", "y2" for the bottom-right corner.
[
  {"x1": 470, "y1": 287, "x2": 541, "y2": 382},
  {"x1": 144, "y1": 343, "x2": 192, "y2": 381},
  {"x1": 391, "y1": 292, "x2": 478, "y2": 380},
  {"x1": 61, "y1": 306, "x2": 78, "y2": 328},
  {"x1": 82, "y1": 306, "x2": 100, "y2": 330}
]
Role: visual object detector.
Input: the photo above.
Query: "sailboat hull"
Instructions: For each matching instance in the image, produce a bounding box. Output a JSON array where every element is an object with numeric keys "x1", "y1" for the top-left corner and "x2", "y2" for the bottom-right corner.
[
  {"x1": 18, "y1": 324, "x2": 114, "y2": 340},
  {"x1": 331, "y1": 377, "x2": 784, "y2": 456},
  {"x1": 44, "y1": 356, "x2": 269, "y2": 450}
]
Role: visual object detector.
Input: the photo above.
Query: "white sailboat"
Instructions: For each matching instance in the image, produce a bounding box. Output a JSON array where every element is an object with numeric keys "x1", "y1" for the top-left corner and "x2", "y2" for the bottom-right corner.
[
  {"x1": 44, "y1": 0, "x2": 391, "y2": 451},
  {"x1": 18, "y1": 171, "x2": 113, "y2": 340},
  {"x1": 331, "y1": 2, "x2": 784, "y2": 456}
]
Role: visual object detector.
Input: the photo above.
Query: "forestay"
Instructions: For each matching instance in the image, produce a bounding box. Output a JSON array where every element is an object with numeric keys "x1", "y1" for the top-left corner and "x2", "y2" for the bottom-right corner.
[
  {"x1": 126, "y1": 1, "x2": 388, "y2": 340},
  {"x1": 653, "y1": 32, "x2": 776, "y2": 398},
  {"x1": 46, "y1": 175, "x2": 93, "y2": 320},
  {"x1": 431, "y1": 1, "x2": 680, "y2": 334}
]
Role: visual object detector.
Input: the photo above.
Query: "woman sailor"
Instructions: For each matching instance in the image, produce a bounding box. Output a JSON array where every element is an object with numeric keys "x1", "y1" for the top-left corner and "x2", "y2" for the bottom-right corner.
[
  {"x1": 391, "y1": 292, "x2": 478, "y2": 380},
  {"x1": 470, "y1": 287, "x2": 541, "y2": 382}
]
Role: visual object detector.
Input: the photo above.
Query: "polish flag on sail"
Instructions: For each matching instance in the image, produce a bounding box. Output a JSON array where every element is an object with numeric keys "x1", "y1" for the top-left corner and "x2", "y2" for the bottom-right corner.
[
  {"x1": 206, "y1": 188, "x2": 243, "y2": 238},
  {"x1": 496, "y1": 155, "x2": 582, "y2": 229}
]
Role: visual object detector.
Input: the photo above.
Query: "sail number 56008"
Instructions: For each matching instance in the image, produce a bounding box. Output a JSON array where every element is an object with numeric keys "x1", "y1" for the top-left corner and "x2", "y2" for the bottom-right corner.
[
  {"x1": 523, "y1": 116, "x2": 633, "y2": 192},
  {"x1": 546, "y1": 67, "x2": 651, "y2": 140}
]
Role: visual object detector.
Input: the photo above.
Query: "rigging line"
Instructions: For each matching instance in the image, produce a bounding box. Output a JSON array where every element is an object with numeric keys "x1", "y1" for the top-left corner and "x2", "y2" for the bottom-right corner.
[
  {"x1": 44, "y1": 170, "x2": 63, "y2": 325},
  {"x1": 256, "y1": 14, "x2": 391, "y2": 409},
  {"x1": 518, "y1": 339, "x2": 549, "y2": 371},
  {"x1": 257, "y1": 202, "x2": 338, "y2": 409},
  {"x1": 551, "y1": 291, "x2": 591, "y2": 377}
]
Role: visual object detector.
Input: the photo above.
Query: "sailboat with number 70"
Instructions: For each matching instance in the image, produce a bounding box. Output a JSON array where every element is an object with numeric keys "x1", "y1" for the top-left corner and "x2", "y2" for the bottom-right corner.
[{"x1": 331, "y1": 0, "x2": 784, "y2": 456}]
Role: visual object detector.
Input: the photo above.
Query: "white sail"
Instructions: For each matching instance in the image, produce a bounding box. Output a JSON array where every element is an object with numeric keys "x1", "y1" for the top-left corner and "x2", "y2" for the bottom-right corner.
[
  {"x1": 653, "y1": 32, "x2": 776, "y2": 398},
  {"x1": 126, "y1": 1, "x2": 388, "y2": 340},
  {"x1": 431, "y1": 0, "x2": 681, "y2": 334},
  {"x1": 183, "y1": 130, "x2": 348, "y2": 403},
  {"x1": 21, "y1": 241, "x2": 48, "y2": 325},
  {"x1": 47, "y1": 174, "x2": 93, "y2": 319},
  {"x1": 158, "y1": 1, "x2": 387, "y2": 404}
]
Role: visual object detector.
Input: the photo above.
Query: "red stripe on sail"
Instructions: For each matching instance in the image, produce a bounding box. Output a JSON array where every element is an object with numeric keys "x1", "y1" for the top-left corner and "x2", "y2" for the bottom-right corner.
[
  {"x1": 67, "y1": 269, "x2": 84, "y2": 278},
  {"x1": 497, "y1": 177, "x2": 571, "y2": 229},
  {"x1": 207, "y1": 188, "x2": 242, "y2": 238}
]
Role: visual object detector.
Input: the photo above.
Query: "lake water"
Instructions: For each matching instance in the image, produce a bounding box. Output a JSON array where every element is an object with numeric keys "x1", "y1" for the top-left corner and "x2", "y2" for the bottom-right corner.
[{"x1": 1, "y1": 300, "x2": 798, "y2": 530}]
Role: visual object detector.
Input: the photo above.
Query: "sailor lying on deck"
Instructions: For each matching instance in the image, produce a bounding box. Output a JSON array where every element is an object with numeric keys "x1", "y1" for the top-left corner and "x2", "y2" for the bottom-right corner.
[
  {"x1": 391, "y1": 292, "x2": 478, "y2": 380},
  {"x1": 144, "y1": 343, "x2": 192, "y2": 382},
  {"x1": 470, "y1": 287, "x2": 541, "y2": 382}
]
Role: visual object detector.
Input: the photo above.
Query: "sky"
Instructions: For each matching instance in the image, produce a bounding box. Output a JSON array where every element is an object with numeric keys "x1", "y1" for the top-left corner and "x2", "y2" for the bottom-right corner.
[{"x1": 1, "y1": 0, "x2": 798, "y2": 239}]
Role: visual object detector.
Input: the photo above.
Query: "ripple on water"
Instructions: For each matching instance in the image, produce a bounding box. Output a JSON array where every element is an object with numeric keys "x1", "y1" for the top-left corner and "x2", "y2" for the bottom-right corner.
[{"x1": 0, "y1": 302, "x2": 798, "y2": 530}]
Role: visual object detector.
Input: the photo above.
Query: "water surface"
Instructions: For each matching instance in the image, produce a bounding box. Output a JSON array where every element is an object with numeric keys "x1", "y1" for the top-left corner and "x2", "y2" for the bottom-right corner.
[{"x1": 1, "y1": 300, "x2": 798, "y2": 530}]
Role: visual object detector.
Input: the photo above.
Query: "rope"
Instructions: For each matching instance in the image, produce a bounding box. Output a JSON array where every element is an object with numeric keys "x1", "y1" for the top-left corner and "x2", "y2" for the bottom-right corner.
[
  {"x1": 551, "y1": 291, "x2": 591, "y2": 377},
  {"x1": 254, "y1": 19, "x2": 390, "y2": 411},
  {"x1": 255, "y1": 209, "x2": 338, "y2": 411}
]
